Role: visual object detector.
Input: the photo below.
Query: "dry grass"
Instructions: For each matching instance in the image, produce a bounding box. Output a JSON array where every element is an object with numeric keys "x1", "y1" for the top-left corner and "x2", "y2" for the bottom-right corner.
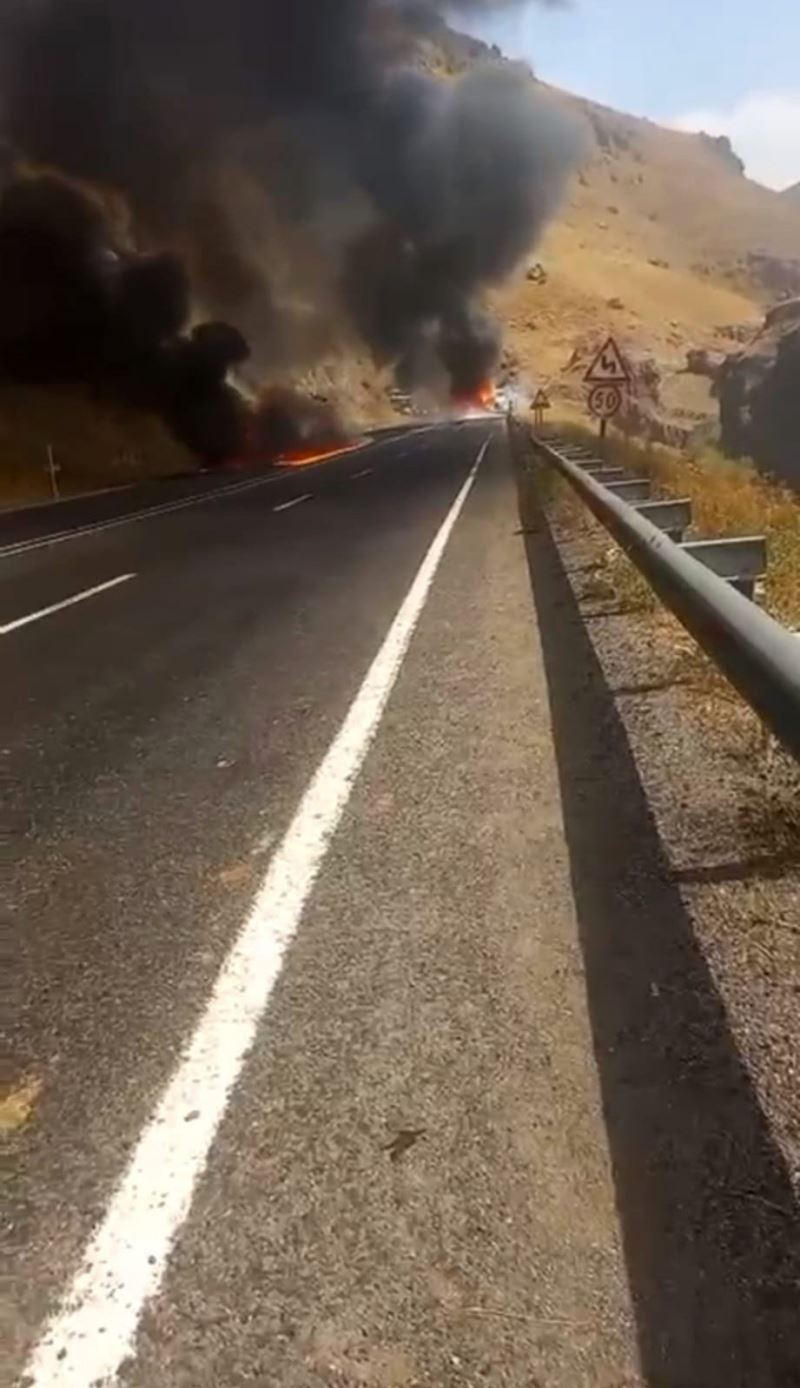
[
  {"x1": 0, "y1": 384, "x2": 195, "y2": 510},
  {"x1": 551, "y1": 419, "x2": 800, "y2": 627},
  {"x1": 511, "y1": 418, "x2": 800, "y2": 843}
]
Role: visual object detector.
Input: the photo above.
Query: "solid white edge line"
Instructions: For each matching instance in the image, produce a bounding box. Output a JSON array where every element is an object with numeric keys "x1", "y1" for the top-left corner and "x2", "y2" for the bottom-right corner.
[
  {"x1": 272, "y1": 493, "x2": 312, "y2": 513},
  {"x1": 22, "y1": 437, "x2": 489, "y2": 1388},
  {"x1": 0, "y1": 428, "x2": 427, "y2": 561},
  {"x1": 0, "y1": 573, "x2": 136, "y2": 635},
  {"x1": 0, "y1": 474, "x2": 283, "y2": 560}
]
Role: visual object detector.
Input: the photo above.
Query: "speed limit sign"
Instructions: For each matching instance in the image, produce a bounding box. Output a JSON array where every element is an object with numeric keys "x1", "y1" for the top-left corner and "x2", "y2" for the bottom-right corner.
[{"x1": 588, "y1": 384, "x2": 622, "y2": 420}]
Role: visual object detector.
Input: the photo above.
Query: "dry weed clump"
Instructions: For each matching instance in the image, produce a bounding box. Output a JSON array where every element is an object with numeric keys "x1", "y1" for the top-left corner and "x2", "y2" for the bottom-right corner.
[{"x1": 551, "y1": 422, "x2": 800, "y2": 628}]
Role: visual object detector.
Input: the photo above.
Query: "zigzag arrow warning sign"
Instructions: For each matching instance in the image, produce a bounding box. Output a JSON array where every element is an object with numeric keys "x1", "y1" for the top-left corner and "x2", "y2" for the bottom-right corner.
[{"x1": 584, "y1": 336, "x2": 630, "y2": 385}]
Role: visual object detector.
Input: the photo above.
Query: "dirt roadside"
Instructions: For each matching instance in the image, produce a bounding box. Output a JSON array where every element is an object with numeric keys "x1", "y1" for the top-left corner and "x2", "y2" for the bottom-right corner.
[{"x1": 513, "y1": 431, "x2": 800, "y2": 1387}]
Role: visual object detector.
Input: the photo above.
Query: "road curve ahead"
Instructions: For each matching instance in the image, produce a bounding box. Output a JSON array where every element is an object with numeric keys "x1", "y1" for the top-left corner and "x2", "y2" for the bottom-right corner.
[{"x1": 6, "y1": 420, "x2": 638, "y2": 1386}]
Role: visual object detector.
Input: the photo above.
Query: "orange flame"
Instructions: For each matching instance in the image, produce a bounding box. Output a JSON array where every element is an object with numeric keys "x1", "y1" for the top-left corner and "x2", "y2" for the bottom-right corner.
[
  {"x1": 453, "y1": 380, "x2": 496, "y2": 412},
  {"x1": 278, "y1": 441, "x2": 363, "y2": 468}
]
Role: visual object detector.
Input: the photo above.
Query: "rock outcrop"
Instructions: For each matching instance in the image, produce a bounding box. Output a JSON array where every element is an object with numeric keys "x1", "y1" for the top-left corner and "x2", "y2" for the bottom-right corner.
[
  {"x1": 746, "y1": 251, "x2": 800, "y2": 299},
  {"x1": 685, "y1": 347, "x2": 725, "y2": 379},
  {"x1": 698, "y1": 132, "x2": 745, "y2": 177},
  {"x1": 717, "y1": 299, "x2": 800, "y2": 486}
]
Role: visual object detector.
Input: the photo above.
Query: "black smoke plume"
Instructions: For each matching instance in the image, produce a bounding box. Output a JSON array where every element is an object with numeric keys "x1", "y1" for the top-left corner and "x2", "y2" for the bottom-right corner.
[
  {"x1": 251, "y1": 387, "x2": 353, "y2": 462},
  {"x1": 0, "y1": 168, "x2": 250, "y2": 461},
  {"x1": 1, "y1": 0, "x2": 584, "y2": 453}
]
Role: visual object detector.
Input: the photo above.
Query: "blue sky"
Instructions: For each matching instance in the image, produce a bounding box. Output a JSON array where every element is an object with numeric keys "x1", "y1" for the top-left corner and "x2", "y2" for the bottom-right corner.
[{"x1": 460, "y1": 0, "x2": 800, "y2": 189}]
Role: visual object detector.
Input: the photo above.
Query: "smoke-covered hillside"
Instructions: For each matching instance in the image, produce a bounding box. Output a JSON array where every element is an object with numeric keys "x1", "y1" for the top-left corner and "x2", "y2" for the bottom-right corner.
[
  {"x1": 0, "y1": 0, "x2": 584, "y2": 492},
  {"x1": 1, "y1": 3, "x2": 798, "y2": 501}
]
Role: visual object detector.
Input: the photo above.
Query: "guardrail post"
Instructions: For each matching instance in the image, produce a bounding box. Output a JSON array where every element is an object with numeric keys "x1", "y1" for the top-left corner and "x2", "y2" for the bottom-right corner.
[{"x1": 524, "y1": 427, "x2": 800, "y2": 761}]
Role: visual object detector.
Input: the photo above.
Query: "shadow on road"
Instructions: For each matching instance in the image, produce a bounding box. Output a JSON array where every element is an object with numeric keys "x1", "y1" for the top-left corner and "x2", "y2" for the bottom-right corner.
[{"x1": 519, "y1": 491, "x2": 800, "y2": 1387}]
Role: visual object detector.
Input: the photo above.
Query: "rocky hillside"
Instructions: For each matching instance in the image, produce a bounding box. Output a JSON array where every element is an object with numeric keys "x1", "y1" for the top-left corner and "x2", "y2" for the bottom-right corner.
[
  {"x1": 715, "y1": 299, "x2": 800, "y2": 485},
  {"x1": 490, "y1": 84, "x2": 800, "y2": 455},
  {"x1": 420, "y1": 18, "x2": 800, "y2": 474}
]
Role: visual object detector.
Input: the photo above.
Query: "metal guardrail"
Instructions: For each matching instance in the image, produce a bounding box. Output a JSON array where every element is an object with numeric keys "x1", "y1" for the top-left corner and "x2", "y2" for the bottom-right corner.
[{"x1": 529, "y1": 432, "x2": 800, "y2": 762}]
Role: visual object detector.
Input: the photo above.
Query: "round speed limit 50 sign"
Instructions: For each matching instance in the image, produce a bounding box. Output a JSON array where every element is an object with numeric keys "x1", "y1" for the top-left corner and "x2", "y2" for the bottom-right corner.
[{"x1": 587, "y1": 384, "x2": 622, "y2": 419}]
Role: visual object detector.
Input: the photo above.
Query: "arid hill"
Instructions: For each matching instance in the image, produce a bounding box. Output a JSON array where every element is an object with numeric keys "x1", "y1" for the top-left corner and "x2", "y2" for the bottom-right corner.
[
  {"x1": 417, "y1": 18, "x2": 800, "y2": 468},
  {"x1": 489, "y1": 86, "x2": 800, "y2": 446}
]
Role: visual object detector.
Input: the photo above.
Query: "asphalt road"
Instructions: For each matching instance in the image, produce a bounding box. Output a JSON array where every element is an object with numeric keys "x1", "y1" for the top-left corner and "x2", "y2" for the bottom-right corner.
[{"x1": 5, "y1": 420, "x2": 639, "y2": 1386}]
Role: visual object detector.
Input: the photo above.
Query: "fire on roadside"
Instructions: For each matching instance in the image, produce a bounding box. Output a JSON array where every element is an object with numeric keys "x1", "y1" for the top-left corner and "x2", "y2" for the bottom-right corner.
[
  {"x1": 277, "y1": 442, "x2": 364, "y2": 468},
  {"x1": 452, "y1": 379, "x2": 497, "y2": 413},
  {"x1": 243, "y1": 385, "x2": 359, "y2": 468}
]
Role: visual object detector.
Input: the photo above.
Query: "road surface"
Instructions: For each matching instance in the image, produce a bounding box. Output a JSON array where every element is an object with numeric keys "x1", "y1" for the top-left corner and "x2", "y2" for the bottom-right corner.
[{"x1": 5, "y1": 420, "x2": 796, "y2": 1387}]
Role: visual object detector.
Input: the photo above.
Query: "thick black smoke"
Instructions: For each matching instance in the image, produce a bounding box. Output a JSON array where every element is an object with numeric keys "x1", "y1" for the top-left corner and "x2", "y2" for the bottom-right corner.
[
  {"x1": 1, "y1": 0, "x2": 584, "y2": 427},
  {"x1": 0, "y1": 167, "x2": 250, "y2": 460}
]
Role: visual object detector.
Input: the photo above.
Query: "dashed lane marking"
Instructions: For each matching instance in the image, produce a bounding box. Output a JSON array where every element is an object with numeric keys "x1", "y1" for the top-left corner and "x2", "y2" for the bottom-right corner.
[
  {"x1": 0, "y1": 430, "x2": 423, "y2": 561},
  {"x1": 0, "y1": 476, "x2": 282, "y2": 560},
  {"x1": 0, "y1": 573, "x2": 136, "y2": 635},
  {"x1": 272, "y1": 493, "x2": 313, "y2": 513}
]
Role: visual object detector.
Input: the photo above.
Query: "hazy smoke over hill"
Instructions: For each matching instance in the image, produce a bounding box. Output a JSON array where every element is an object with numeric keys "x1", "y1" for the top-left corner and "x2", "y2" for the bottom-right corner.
[{"x1": 0, "y1": 0, "x2": 583, "y2": 452}]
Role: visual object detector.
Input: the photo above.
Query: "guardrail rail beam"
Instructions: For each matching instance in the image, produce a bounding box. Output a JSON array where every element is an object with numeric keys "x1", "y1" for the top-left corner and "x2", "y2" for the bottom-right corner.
[{"x1": 526, "y1": 430, "x2": 800, "y2": 761}]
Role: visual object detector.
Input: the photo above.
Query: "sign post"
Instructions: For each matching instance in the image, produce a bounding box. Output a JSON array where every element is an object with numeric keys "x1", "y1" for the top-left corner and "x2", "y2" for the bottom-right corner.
[
  {"x1": 46, "y1": 444, "x2": 61, "y2": 500},
  {"x1": 531, "y1": 387, "x2": 551, "y2": 430},
  {"x1": 583, "y1": 336, "x2": 630, "y2": 442}
]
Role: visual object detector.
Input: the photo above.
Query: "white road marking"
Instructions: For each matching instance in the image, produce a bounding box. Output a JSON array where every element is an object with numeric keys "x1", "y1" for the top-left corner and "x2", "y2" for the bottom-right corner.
[
  {"x1": 0, "y1": 429, "x2": 442, "y2": 562},
  {"x1": 351, "y1": 468, "x2": 373, "y2": 479},
  {"x1": 22, "y1": 437, "x2": 489, "y2": 1388},
  {"x1": 273, "y1": 493, "x2": 312, "y2": 513},
  {"x1": 0, "y1": 573, "x2": 136, "y2": 636},
  {"x1": 0, "y1": 474, "x2": 283, "y2": 560}
]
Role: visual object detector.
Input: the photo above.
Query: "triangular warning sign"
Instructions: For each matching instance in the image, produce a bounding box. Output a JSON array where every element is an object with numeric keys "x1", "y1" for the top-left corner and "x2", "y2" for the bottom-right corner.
[
  {"x1": 532, "y1": 388, "x2": 551, "y2": 409},
  {"x1": 584, "y1": 336, "x2": 630, "y2": 385}
]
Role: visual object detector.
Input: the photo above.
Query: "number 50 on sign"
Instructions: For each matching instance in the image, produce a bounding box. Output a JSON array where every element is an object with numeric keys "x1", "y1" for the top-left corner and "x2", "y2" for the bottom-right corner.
[{"x1": 588, "y1": 384, "x2": 622, "y2": 420}]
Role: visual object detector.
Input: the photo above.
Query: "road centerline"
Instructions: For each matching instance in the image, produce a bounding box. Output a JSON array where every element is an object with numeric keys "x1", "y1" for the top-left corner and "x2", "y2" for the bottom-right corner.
[
  {"x1": 272, "y1": 493, "x2": 313, "y2": 513},
  {"x1": 0, "y1": 573, "x2": 137, "y2": 636},
  {"x1": 21, "y1": 438, "x2": 489, "y2": 1388},
  {"x1": 0, "y1": 429, "x2": 434, "y2": 561},
  {"x1": 0, "y1": 475, "x2": 284, "y2": 560}
]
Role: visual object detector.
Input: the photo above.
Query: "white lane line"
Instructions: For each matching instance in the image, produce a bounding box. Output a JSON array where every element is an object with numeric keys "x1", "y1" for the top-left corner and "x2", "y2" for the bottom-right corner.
[
  {"x1": 0, "y1": 474, "x2": 283, "y2": 560},
  {"x1": 272, "y1": 493, "x2": 312, "y2": 513},
  {"x1": 351, "y1": 468, "x2": 373, "y2": 479},
  {"x1": 0, "y1": 573, "x2": 136, "y2": 636},
  {"x1": 0, "y1": 430, "x2": 430, "y2": 562},
  {"x1": 22, "y1": 437, "x2": 489, "y2": 1388}
]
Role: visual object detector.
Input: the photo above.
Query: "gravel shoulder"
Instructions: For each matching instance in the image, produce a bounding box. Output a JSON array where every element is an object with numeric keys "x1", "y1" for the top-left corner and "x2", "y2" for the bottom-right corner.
[{"x1": 516, "y1": 444, "x2": 800, "y2": 1387}]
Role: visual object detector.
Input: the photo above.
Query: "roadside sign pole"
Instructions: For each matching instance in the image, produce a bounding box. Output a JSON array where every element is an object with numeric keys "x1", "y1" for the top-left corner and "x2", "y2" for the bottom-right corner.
[
  {"x1": 531, "y1": 388, "x2": 551, "y2": 434},
  {"x1": 47, "y1": 444, "x2": 60, "y2": 500}
]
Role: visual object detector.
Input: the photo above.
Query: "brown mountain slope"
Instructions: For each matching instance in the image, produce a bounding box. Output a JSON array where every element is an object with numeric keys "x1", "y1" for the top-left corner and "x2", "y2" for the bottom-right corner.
[
  {"x1": 784, "y1": 182, "x2": 800, "y2": 205},
  {"x1": 419, "y1": 19, "x2": 800, "y2": 441},
  {"x1": 491, "y1": 87, "x2": 800, "y2": 435}
]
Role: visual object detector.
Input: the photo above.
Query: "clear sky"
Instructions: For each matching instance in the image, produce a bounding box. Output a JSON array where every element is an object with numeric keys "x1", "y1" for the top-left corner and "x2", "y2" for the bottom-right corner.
[{"x1": 460, "y1": 0, "x2": 800, "y2": 190}]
